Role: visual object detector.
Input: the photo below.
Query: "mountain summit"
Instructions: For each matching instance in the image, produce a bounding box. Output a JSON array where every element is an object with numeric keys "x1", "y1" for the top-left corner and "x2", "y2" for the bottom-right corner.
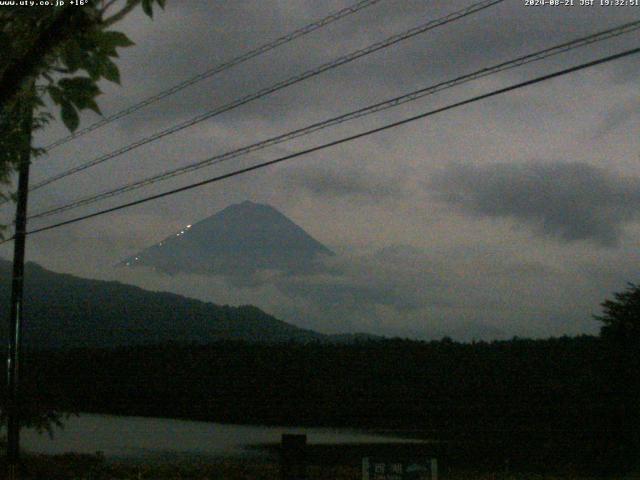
[{"x1": 120, "y1": 201, "x2": 333, "y2": 276}]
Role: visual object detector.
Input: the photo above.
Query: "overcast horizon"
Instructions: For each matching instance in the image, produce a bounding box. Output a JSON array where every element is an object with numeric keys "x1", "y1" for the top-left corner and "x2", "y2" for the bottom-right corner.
[{"x1": 1, "y1": 0, "x2": 639, "y2": 341}]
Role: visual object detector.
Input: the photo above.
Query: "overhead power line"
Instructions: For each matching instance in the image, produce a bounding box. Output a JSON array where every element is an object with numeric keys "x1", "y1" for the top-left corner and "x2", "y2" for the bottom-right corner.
[
  {"x1": 41, "y1": 0, "x2": 386, "y2": 151},
  {"x1": 13, "y1": 46, "x2": 639, "y2": 241},
  {"x1": 28, "y1": 0, "x2": 504, "y2": 193},
  {"x1": 27, "y1": 19, "x2": 640, "y2": 221}
]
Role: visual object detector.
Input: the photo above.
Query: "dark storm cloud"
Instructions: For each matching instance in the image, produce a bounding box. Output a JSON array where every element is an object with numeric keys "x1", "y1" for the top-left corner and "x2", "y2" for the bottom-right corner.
[
  {"x1": 283, "y1": 165, "x2": 404, "y2": 200},
  {"x1": 431, "y1": 161, "x2": 640, "y2": 246},
  {"x1": 595, "y1": 98, "x2": 640, "y2": 138},
  {"x1": 37, "y1": 0, "x2": 636, "y2": 195},
  {"x1": 104, "y1": 0, "x2": 638, "y2": 133}
]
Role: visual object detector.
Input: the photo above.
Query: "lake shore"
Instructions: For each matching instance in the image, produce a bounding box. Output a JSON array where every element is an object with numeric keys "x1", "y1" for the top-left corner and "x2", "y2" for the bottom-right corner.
[
  {"x1": 21, "y1": 413, "x2": 418, "y2": 461},
  {"x1": 19, "y1": 414, "x2": 640, "y2": 478},
  {"x1": 11, "y1": 452, "x2": 639, "y2": 480}
]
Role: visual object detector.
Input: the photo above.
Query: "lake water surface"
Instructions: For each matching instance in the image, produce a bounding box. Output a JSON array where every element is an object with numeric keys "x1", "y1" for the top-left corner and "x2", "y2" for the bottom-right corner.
[{"x1": 21, "y1": 414, "x2": 413, "y2": 462}]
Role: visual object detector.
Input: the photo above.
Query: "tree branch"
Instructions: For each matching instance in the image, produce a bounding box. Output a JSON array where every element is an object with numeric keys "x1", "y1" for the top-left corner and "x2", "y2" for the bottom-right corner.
[
  {"x1": 103, "y1": 0, "x2": 141, "y2": 27},
  {"x1": 100, "y1": 0, "x2": 122, "y2": 16}
]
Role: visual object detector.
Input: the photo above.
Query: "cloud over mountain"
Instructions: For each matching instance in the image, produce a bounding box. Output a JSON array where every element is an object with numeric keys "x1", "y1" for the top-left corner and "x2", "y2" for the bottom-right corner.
[
  {"x1": 430, "y1": 161, "x2": 640, "y2": 246},
  {"x1": 284, "y1": 165, "x2": 404, "y2": 200}
]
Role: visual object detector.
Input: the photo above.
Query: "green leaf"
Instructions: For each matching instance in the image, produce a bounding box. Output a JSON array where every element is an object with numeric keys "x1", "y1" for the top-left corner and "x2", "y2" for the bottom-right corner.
[
  {"x1": 47, "y1": 86, "x2": 64, "y2": 105},
  {"x1": 142, "y1": 0, "x2": 153, "y2": 17},
  {"x1": 60, "y1": 101, "x2": 79, "y2": 132},
  {"x1": 55, "y1": 77, "x2": 102, "y2": 121},
  {"x1": 83, "y1": 97, "x2": 101, "y2": 115},
  {"x1": 76, "y1": 31, "x2": 98, "y2": 51},
  {"x1": 32, "y1": 95, "x2": 45, "y2": 108},
  {"x1": 100, "y1": 30, "x2": 135, "y2": 48},
  {"x1": 84, "y1": 54, "x2": 102, "y2": 80},
  {"x1": 156, "y1": 0, "x2": 166, "y2": 9},
  {"x1": 61, "y1": 45, "x2": 82, "y2": 73},
  {"x1": 90, "y1": 31, "x2": 118, "y2": 57},
  {"x1": 59, "y1": 77, "x2": 100, "y2": 100},
  {"x1": 101, "y1": 58, "x2": 121, "y2": 84},
  {"x1": 58, "y1": 76, "x2": 98, "y2": 92}
]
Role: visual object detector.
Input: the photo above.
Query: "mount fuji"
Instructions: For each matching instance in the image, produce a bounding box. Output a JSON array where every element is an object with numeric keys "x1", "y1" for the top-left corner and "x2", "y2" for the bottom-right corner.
[{"x1": 119, "y1": 201, "x2": 333, "y2": 276}]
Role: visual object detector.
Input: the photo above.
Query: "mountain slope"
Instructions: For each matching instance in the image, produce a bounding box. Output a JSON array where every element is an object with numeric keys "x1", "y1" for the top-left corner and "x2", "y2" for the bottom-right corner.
[
  {"x1": 0, "y1": 260, "x2": 327, "y2": 349},
  {"x1": 119, "y1": 201, "x2": 333, "y2": 276}
]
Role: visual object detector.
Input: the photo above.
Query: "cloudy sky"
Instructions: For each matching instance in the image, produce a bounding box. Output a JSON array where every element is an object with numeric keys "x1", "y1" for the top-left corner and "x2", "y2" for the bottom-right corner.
[{"x1": 3, "y1": 0, "x2": 640, "y2": 340}]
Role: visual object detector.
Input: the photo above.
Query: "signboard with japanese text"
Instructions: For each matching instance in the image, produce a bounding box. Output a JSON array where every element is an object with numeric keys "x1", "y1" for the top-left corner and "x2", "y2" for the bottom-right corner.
[{"x1": 362, "y1": 457, "x2": 437, "y2": 480}]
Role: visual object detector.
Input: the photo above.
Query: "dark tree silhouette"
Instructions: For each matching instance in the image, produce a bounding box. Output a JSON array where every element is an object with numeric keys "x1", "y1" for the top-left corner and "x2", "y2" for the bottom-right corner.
[
  {"x1": 595, "y1": 282, "x2": 640, "y2": 345},
  {"x1": 594, "y1": 283, "x2": 640, "y2": 469}
]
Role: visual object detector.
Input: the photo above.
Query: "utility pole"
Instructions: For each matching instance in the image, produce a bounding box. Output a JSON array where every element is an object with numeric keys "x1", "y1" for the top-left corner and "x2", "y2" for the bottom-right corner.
[{"x1": 6, "y1": 90, "x2": 33, "y2": 480}]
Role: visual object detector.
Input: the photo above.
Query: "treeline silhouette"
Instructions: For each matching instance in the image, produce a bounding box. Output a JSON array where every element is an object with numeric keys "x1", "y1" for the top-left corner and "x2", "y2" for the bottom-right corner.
[
  {"x1": 0, "y1": 260, "x2": 365, "y2": 347},
  {"x1": 13, "y1": 334, "x2": 640, "y2": 473}
]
